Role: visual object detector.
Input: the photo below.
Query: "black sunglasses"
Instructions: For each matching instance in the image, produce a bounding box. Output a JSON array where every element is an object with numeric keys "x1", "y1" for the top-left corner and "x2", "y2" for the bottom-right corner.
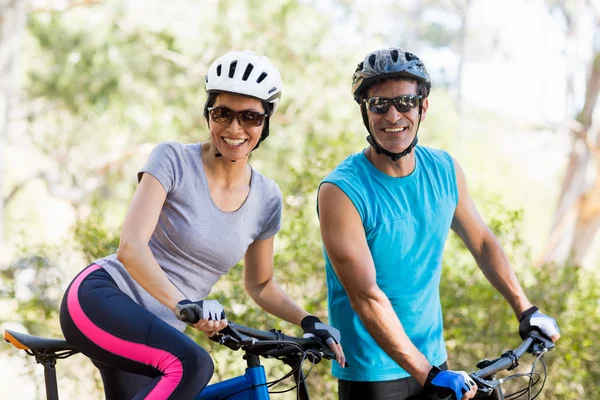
[
  {"x1": 364, "y1": 95, "x2": 423, "y2": 114},
  {"x1": 208, "y1": 106, "x2": 269, "y2": 128}
]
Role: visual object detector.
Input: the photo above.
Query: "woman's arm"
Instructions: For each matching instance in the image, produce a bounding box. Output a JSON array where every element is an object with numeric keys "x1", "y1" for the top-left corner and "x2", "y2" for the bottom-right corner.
[
  {"x1": 243, "y1": 236, "x2": 346, "y2": 366},
  {"x1": 243, "y1": 237, "x2": 309, "y2": 325},
  {"x1": 116, "y1": 173, "x2": 186, "y2": 311}
]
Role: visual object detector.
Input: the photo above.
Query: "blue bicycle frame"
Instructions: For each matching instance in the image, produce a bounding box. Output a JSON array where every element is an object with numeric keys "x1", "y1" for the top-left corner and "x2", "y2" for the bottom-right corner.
[{"x1": 196, "y1": 361, "x2": 270, "y2": 400}]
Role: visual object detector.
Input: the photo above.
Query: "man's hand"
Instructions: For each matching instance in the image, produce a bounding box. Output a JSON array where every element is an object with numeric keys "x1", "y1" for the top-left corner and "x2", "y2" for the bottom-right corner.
[
  {"x1": 424, "y1": 366, "x2": 477, "y2": 400},
  {"x1": 518, "y1": 306, "x2": 560, "y2": 342},
  {"x1": 301, "y1": 315, "x2": 346, "y2": 368}
]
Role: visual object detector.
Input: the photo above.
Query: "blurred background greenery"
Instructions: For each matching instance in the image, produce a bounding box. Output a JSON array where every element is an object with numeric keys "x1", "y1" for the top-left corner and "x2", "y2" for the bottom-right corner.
[{"x1": 1, "y1": 0, "x2": 599, "y2": 399}]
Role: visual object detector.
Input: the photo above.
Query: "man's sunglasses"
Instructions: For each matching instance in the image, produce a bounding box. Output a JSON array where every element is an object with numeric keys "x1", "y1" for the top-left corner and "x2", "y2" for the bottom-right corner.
[
  {"x1": 208, "y1": 106, "x2": 269, "y2": 128},
  {"x1": 364, "y1": 94, "x2": 423, "y2": 114}
]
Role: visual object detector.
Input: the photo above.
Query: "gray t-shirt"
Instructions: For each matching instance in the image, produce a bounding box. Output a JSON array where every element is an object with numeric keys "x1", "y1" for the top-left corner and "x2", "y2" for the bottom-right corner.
[{"x1": 95, "y1": 142, "x2": 282, "y2": 330}]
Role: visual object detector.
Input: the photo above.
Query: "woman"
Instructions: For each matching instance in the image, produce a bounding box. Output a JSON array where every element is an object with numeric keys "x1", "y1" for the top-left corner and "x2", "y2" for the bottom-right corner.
[{"x1": 59, "y1": 50, "x2": 345, "y2": 399}]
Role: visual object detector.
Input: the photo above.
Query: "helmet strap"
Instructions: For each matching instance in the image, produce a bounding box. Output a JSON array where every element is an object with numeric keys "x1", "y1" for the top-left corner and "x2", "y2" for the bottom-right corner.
[
  {"x1": 214, "y1": 152, "x2": 237, "y2": 162},
  {"x1": 361, "y1": 103, "x2": 423, "y2": 162}
]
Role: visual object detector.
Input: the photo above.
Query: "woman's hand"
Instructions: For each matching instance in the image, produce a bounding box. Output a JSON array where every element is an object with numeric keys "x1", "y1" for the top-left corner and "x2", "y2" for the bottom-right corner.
[
  {"x1": 193, "y1": 318, "x2": 228, "y2": 336},
  {"x1": 174, "y1": 299, "x2": 228, "y2": 335},
  {"x1": 301, "y1": 315, "x2": 347, "y2": 368}
]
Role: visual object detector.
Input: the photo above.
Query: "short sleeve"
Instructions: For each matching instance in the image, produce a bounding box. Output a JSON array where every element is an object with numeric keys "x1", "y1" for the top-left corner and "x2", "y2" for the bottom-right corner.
[
  {"x1": 256, "y1": 184, "x2": 283, "y2": 240},
  {"x1": 137, "y1": 142, "x2": 185, "y2": 193}
]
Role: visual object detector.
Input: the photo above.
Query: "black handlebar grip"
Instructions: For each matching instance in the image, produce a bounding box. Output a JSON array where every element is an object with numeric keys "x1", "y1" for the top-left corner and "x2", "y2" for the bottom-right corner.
[{"x1": 178, "y1": 307, "x2": 199, "y2": 324}]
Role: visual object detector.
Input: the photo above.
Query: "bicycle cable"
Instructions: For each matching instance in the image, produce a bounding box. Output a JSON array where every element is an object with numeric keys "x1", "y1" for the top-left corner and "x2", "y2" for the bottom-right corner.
[
  {"x1": 528, "y1": 352, "x2": 548, "y2": 400},
  {"x1": 267, "y1": 347, "x2": 319, "y2": 399},
  {"x1": 503, "y1": 349, "x2": 547, "y2": 400}
]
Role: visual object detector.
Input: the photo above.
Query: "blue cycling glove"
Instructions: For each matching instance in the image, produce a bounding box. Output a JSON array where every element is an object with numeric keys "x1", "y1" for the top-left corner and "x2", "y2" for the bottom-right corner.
[
  {"x1": 518, "y1": 306, "x2": 559, "y2": 340},
  {"x1": 424, "y1": 366, "x2": 476, "y2": 400},
  {"x1": 301, "y1": 315, "x2": 341, "y2": 345}
]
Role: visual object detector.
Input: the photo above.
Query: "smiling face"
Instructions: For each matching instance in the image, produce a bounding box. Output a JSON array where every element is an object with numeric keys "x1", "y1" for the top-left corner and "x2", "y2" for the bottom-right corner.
[
  {"x1": 365, "y1": 79, "x2": 429, "y2": 155},
  {"x1": 208, "y1": 92, "x2": 266, "y2": 161}
]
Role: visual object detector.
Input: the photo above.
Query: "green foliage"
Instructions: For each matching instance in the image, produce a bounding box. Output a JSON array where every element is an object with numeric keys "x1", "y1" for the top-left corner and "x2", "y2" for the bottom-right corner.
[
  {"x1": 441, "y1": 195, "x2": 600, "y2": 400},
  {"x1": 73, "y1": 212, "x2": 120, "y2": 261},
  {"x1": 1, "y1": 246, "x2": 65, "y2": 335}
]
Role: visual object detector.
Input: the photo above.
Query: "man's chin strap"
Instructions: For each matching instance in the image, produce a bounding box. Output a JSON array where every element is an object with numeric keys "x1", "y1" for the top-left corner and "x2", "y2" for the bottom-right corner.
[
  {"x1": 366, "y1": 134, "x2": 418, "y2": 161},
  {"x1": 360, "y1": 103, "x2": 423, "y2": 162}
]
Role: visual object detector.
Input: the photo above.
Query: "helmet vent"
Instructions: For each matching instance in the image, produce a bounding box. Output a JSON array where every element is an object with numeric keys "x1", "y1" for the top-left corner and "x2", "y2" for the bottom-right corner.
[
  {"x1": 229, "y1": 61, "x2": 238, "y2": 78},
  {"x1": 405, "y1": 52, "x2": 416, "y2": 61},
  {"x1": 391, "y1": 49, "x2": 399, "y2": 62},
  {"x1": 257, "y1": 72, "x2": 268, "y2": 83},
  {"x1": 216, "y1": 64, "x2": 222, "y2": 76},
  {"x1": 368, "y1": 54, "x2": 376, "y2": 68},
  {"x1": 268, "y1": 87, "x2": 277, "y2": 94},
  {"x1": 242, "y1": 64, "x2": 254, "y2": 81}
]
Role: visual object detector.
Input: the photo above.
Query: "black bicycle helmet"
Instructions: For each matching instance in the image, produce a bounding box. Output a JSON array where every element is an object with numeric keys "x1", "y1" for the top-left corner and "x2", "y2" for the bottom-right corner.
[
  {"x1": 351, "y1": 47, "x2": 432, "y2": 161},
  {"x1": 352, "y1": 47, "x2": 431, "y2": 103}
]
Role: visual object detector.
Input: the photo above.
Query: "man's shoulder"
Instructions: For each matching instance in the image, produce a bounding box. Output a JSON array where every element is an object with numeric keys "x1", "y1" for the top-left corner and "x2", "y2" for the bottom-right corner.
[
  {"x1": 322, "y1": 151, "x2": 365, "y2": 182},
  {"x1": 416, "y1": 145, "x2": 455, "y2": 167},
  {"x1": 416, "y1": 144, "x2": 451, "y2": 157}
]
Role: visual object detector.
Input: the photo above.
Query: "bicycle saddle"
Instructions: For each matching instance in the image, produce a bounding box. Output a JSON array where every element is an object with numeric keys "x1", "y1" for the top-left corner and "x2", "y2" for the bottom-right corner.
[{"x1": 4, "y1": 329, "x2": 77, "y2": 353}]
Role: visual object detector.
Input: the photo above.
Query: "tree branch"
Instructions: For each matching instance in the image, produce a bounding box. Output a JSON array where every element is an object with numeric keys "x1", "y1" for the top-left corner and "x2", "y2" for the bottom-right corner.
[
  {"x1": 3, "y1": 172, "x2": 44, "y2": 206},
  {"x1": 27, "y1": 0, "x2": 103, "y2": 14}
]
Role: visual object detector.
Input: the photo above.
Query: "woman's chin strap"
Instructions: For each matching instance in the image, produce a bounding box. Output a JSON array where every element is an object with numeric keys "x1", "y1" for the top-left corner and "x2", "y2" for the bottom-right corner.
[{"x1": 214, "y1": 152, "x2": 237, "y2": 162}]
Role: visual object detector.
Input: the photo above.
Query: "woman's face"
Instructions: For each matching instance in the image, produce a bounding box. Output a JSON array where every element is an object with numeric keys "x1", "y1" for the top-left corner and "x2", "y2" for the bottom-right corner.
[{"x1": 208, "y1": 92, "x2": 266, "y2": 161}]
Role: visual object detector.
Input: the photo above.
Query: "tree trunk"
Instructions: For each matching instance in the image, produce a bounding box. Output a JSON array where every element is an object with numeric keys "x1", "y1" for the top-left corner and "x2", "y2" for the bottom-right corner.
[
  {"x1": 536, "y1": 49, "x2": 600, "y2": 266},
  {"x1": 0, "y1": 0, "x2": 26, "y2": 247},
  {"x1": 570, "y1": 133, "x2": 600, "y2": 263},
  {"x1": 454, "y1": 0, "x2": 473, "y2": 114}
]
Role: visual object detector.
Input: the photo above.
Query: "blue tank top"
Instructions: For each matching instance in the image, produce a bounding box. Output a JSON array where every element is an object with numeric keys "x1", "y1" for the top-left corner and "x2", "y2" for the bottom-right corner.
[{"x1": 320, "y1": 145, "x2": 458, "y2": 382}]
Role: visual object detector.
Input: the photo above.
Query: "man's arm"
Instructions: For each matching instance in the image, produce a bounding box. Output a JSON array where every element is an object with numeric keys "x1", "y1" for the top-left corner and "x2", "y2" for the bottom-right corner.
[
  {"x1": 318, "y1": 182, "x2": 432, "y2": 385},
  {"x1": 450, "y1": 159, "x2": 534, "y2": 320}
]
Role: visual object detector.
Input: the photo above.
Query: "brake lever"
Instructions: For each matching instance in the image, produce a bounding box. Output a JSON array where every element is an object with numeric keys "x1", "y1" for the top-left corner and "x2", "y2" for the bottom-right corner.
[
  {"x1": 209, "y1": 324, "x2": 256, "y2": 350},
  {"x1": 528, "y1": 331, "x2": 555, "y2": 355},
  {"x1": 470, "y1": 374, "x2": 500, "y2": 395},
  {"x1": 309, "y1": 336, "x2": 336, "y2": 360}
]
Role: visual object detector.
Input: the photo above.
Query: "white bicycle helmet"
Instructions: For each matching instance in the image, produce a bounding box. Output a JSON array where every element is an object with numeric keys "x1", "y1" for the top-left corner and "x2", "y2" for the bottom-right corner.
[{"x1": 205, "y1": 50, "x2": 282, "y2": 115}]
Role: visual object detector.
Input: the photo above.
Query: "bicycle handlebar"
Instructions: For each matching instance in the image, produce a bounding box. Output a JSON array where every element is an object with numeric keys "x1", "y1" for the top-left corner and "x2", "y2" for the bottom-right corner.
[
  {"x1": 177, "y1": 308, "x2": 335, "y2": 362},
  {"x1": 470, "y1": 331, "x2": 555, "y2": 395}
]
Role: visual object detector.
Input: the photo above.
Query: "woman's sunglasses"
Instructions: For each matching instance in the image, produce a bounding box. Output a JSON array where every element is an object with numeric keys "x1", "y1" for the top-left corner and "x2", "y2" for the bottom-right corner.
[
  {"x1": 208, "y1": 106, "x2": 269, "y2": 128},
  {"x1": 364, "y1": 94, "x2": 422, "y2": 114}
]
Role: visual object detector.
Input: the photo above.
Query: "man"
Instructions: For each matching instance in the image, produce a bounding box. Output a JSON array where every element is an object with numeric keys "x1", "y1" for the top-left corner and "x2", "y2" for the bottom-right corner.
[{"x1": 317, "y1": 47, "x2": 560, "y2": 400}]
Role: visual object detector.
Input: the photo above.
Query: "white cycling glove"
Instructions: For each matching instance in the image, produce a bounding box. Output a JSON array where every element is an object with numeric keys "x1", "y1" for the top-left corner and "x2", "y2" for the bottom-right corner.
[{"x1": 174, "y1": 299, "x2": 227, "y2": 324}]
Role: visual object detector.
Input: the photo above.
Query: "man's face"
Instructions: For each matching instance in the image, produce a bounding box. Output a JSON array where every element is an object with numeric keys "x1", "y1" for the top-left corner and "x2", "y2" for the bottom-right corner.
[{"x1": 365, "y1": 79, "x2": 429, "y2": 155}]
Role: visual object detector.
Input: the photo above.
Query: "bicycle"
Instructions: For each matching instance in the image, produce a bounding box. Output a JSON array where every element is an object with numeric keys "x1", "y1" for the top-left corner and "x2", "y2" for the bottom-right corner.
[{"x1": 3, "y1": 319, "x2": 335, "y2": 400}]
